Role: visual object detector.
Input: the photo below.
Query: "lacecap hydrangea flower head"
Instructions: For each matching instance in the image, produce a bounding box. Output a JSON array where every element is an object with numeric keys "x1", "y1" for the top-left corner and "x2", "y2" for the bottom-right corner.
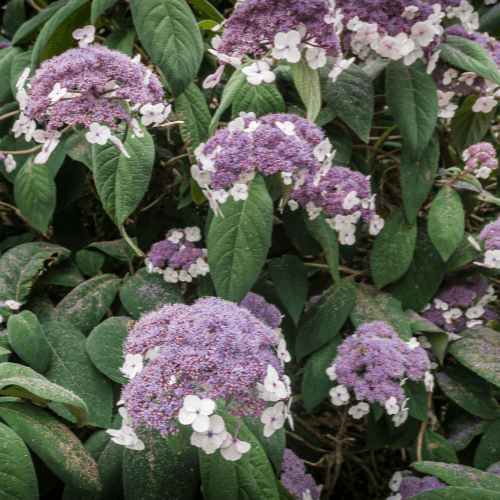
[
  {"x1": 327, "y1": 321, "x2": 432, "y2": 426},
  {"x1": 280, "y1": 449, "x2": 322, "y2": 500},
  {"x1": 13, "y1": 26, "x2": 177, "y2": 164},
  {"x1": 471, "y1": 217, "x2": 500, "y2": 270},
  {"x1": 387, "y1": 471, "x2": 446, "y2": 500},
  {"x1": 116, "y1": 297, "x2": 293, "y2": 461},
  {"x1": 462, "y1": 141, "x2": 498, "y2": 180},
  {"x1": 421, "y1": 275, "x2": 498, "y2": 332},
  {"x1": 204, "y1": 0, "x2": 343, "y2": 89},
  {"x1": 192, "y1": 112, "x2": 384, "y2": 244},
  {"x1": 145, "y1": 227, "x2": 209, "y2": 283}
]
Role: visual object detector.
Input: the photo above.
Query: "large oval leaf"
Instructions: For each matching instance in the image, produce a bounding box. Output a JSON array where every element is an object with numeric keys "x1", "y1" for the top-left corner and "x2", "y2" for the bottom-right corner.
[
  {"x1": 475, "y1": 420, "x2": 500, "y2": 470},
  {"x1": 290, "y1": 59, "x2": 321, "y2": 122},
  {"x1": 231, "y1": 80, "x2": 286, "y2": 120},
  {"x1": 92, "y1": 126, "x2": 154, "y2": 229},
  {"x1": 385, "y1": 60, "x2": 438, "y2": 161},
  {"x1": 207, "y1": 175, "x2": 273, "y2": 303},
  {"x1": 56, "y1": 274, "x2": 121, "y2": 335},
  {"x1": 0, "y1": 422, "x2": 38, "y2": 500},
  {"x1": 42, "y1": 321, "x2": 113, "y2": 428},
  {"x1": 129, "y1": 0, "x2": 203, "y2": 96},
  {"x1": 412, "y1": 488, "x2": 500, "y2": 499},
  {"x1": 427, "y1": 187, "x2": 464, "y2": 262},
  {"x1": 0, "y1": 402, "x2": 101, "y2": 497},
  {"x1": 370, "y1": 207, "x2": 417, "y2": 289}
]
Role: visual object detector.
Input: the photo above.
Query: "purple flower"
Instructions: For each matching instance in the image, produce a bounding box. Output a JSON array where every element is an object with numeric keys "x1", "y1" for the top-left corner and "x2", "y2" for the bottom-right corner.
[
  {"x1": 398, "y1": 476, "x2": 446, "y2": 499},
  {"x1": 479, "y1": 217, "x2": 500, "y2": 252},
  {"x1": 462, "y1": 141, "x2": 498, "y2": 179},
  {"x1": 26, "y1": 44, "x2": 163, "y2": 132},
  {"x1": 120, "y1": 297, "x2": 283, "y2": 436},
  {"x1": 240, "y1": 293, "x2": 282, "y2": 329},
  {"x1": 280, "y1": 449, "x2": 321, "y2": 500}
]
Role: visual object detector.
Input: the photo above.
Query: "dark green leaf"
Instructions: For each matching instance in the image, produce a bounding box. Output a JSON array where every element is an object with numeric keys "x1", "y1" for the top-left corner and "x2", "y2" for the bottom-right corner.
[
  {"x1": 446, "y1": 234, "x2": 481, "y2": 272},
  {"x1": 281, "y1": 206, "x2": 320, "y2": 257},
  {"x1": 96, "y1": 441, "x2": 123, "y2": 500},
  {"x1": 411, "y1": 488, "x2": 500, "y2": 499},
  {"x1": 88, "y1": 239, "x2": 135, "y2": 262},
  {"x1": 370, "y1": 208, "x2": 417, "y2": 289},
  {"x1": 326, "y1": 125, "x2": 352, "y2": 166},
  {"x1": 37, "y1": 259, "x2": 84, "y2": 287},
  {"x1": 476, "y1": 420, "x2": 500, "y2": 470},
  {"x1": 9, "y1": 49, "x2": 32, "y2": 97},
  {"x1": 42, "y1": 321, "x2": 113, "y2": 427},
  {"x1": 75, "y1": 249, "x2": 105, "y2": 277},
  {"x1": 56, "y1": 274, "x2": 121, "y2": 335},
  {"x1": 385, "y1": 60, "x2": 438, "y2": 161},
  {"x1": 90, "y1": 0, "x2": 117, "y2": 23},
  {"x1": 86, "y1": 317, "x2": 129, "y2": 384},
  {"x1": 411, "y1": 429, "x2": 459, "y2": 464},
  {"x1": 64, "y1": 130, "x2": 93, "y2": 169},
  {"x1": 231, "y1": 81, "x2": 285, "y2": 119},
  {"x1": 427, "y1": 187, "x2": 464, "y2": 262},
  {"x1": 295, "y1": 278, "x2": 355, "y2": 361},
  {"x1": 129, "y1": 0, "x2": 203, "y2": 96},
  {"x1": 102, "y1": 27, "x2": 136, "y2": 56},
  {"x1": 186, "y1": 0, "x2": 224, "y2": 22},
  {"x1": 207, "y1": 175, "x2": 273, "y2": 303},
  {"x1": 3, "y1": 0, "x2": 25, "y2": 39},
  {"x1": 0, "y1": 402, "x2": 100, "y2": 497},
  {"x1": 0, "y1": 46, "x2": 22, "y2": 103},
  {"x1": 119, "y1": 267, "x2": 183, "y2": 320}
]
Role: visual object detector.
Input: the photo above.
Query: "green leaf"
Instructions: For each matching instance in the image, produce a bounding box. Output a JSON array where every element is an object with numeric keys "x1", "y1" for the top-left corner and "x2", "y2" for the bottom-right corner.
[
  {"x1": 350, "y1": 284, "x2": 412, "y2": 341},
  {"x1": 186, "y1": 0, "x2": 224, "y2": 22},
  {"x1": 370, "y1": 208, "x2": 417, "y2": 289},
  {"x1": 175, "y1": 82, "x2": 211, "y2": 162},
  {"x1": 389, "y1": 226, "x2": 445, "y2": 313},
  {"x1": 0, "y1": 422, "x2": 38, "y2": 500},
  {"x1": 0, "y1": 402, "x2": 100, "y2": 497},
  {"x1": 411, "y1": 488, "x2": 500, "y2": 499},
  {"x1": 10, "y1": 49, "x2": 32, "y2": 97},
  {"x1": 480, "y1": 5, "x2": 500, "y2": 34},
  {"x1": 436, "y1": 365, "x2": 500, "y2": 420},
  {"x1": 96, "y1": 441, "x2": 123, "y2": 500},
  {"x1": 90, "y1": 0, "x2": 117, "y2": 23},
  {"x1": 427, "y1": 187, "x2": 464, "y2": 262},
  {"x1": 3, "y1": 0, "x2": 25, "y2": 39},
  {"x1": 0, "y1": 362, "x2": 88, "y2": 426},
  {"x1": 446, "y1": 234, "x2": 481, "y2": 273},
  {"x1": 405, "y1": 380, "x2": 429, "y2": 423},
  {"x1": 412, "y1": 462, "x2": 500, "y2": 491},
  {"x1": 122, "y1": 426, "x2": 199, "y2": 500},
  {"x1": 281, "y1": 206, "x2": 320, "y2": 257},
  {"x1": 438, "y1": 35, "x2": 500, "y2": 86},
  {"x1": 199, "y1": 410, "x2": 279, "y2": 500},
  {"x1": 411, "y1": 429, "x2": 459, "y2": 464},
  {"x1": 290, "y1": 59, "x2": 321, "y2": 122},
  {"x1": 231, "y1": 80, "x2": 285, "y2": 119},
  {"x1": 119, "y1": 268, "x2": 183, "y2": 320},
  {"x1": 12, "y1": 0, "x2": 71, "y2": 45},
  {"x1": 267, "y1": 255, "x2": 307, "y2": 324},
  {"x1": 322, "y1": 63, "x2": 374, "y2": 142},
  {"x1": 31, "y1": 0, "x2": 91, "y2": 70},
  {"x1": 207, "y1": 175, "x2": 273, "y2": 303},
  {"x1": 400, "y1": 135, "x2": 439, "y2": 224},
  {"x1": 0, "y1": 242, "x2": 70, "y2": 320},
  {"x1": 451, "y1": 96, "x2": 497, "y2": 155},
  {"x1": 295, "y1": 278, "x2": 355, "y2": 361},
  {"x1": 86, "y1": 317, "x2": 129, "y2": 384},
  {"x1": 0, "y1": 135, "x2": 36, "y2": 184},
  {"x1": 129, "y1": 0, "x2": 203, "y2": 96},
  {"x1": 302, "y1": 211, "x2": 340, "y2": 283},
  {"x1": 64, "y1": 130, "x2": 93, "y2": 169},
  {"x1": 7, "y1": 311, "x2": 52, "y2": 373},
  {"x1": 102, "y1": 27, "x2": 136, "y2": 56},
  {"x1": 326, "y1": 125, "x2": 352, "y2": 166},
  {"x1": 88, "y1": 239, "x2": 135, "y2": 262},
  {"x1": 0, "y1": 46, "x2": 22, "y2": 103},
  {"x1": 385, "y1": 60, "x2": 438, "y2": 161},
  {"x1": 448, "y1": 328, "x2": 500, "y2": 387},
  {"x1": 56, "y1": 274, "x2": 121, "y2": 334},
  {"x1": 14, "y1": 157, "x2": 56, "y2": 234},
  {"x1": 75, "y1": 249, "x2": 105, "y2": 277},
  {"x1": 42, "y1": 321, "x2": 113, "y2": 427},
  {"x1": 476, "y1": 420, "x2": 500, "y2": 470},
  {"x1": 302, "y1": 335, "x2": 343, "y2": 411},
  {"x1": 92, "y1": 125, "x2": 154, "y2": 229},
  {"x1": 37, "y1": 259, "x2": 84, "y2": 287},
  {"x1": 209, "y1": 67, "x2": 248, "y2": 135}
]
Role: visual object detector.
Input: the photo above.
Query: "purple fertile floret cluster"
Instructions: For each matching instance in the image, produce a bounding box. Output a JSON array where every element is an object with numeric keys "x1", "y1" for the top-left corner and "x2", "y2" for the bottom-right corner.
[
  {"x1": 240, "y1": 293, "x2": 282, "y2": 328},
  {"x1": 479, "y1": 217, "x2": 500, "y2": 252},
  {"x1": 280, "y1": 449, "x2": 321, "y2": 500},
  {"x1": 0, "y1": 42, "x2": 11, "y2": 50},
  {"x1": 26, "y1": 45, "x2": 163, "y2": 131},
  {"x1": 398, "y1": 476, "x2": 446, "y2": 499},
  {"x1": 422, "y1": 275, "x2": 498, "y2": 333},
  {"x1": 120, "y1": 297, "x2": 282, "y2": 436},
  {"x1": 463, "y1": 142, "x2": 498, "y2": 174},
  {"x1": 217, "y1": 0, "x2": 340, "y2": 60},
  {"x1": 332, "y1": 321, "x2": 430, "y2": 406}
]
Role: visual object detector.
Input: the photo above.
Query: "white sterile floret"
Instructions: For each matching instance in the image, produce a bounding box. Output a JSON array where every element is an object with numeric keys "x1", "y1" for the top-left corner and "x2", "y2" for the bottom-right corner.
[
  {"x1": 231, "y1": 183, "x2": 249, "y2": 201},
  {"x1": 238, "y1": 172, "x2": 255, "y2": 183},
  {"x1": 389, "y1": 471, "x2": 403, "y2": 492},
  {"x1": 106, "y1": 426, "x2": 145, "y2": 450},
  {"x1": 406, "y1": 337, "x2": 420, "y2": 350},
  {"x1": 145, "y1": 346, "x2": 161, "y2": 361},
  {"x1": 473, "y1": 96, "x2": 497, "y2": 113},
  {"x1": 437, "y1": 90, "x2": 454, "y2": 108},
  {"x1": 285, "y1": 397, "x2": 294, "y2": 430},
  {"x1": 276, "y1": 121, "x2": 295, "y2": 136},
  {"x1": 427, "y1": 50, "x2": 441, "y2": 74},
  {"x1": 16, "y1": 67, "x2": 30, "y2": 91},
  {"x1": 277, "y1": 338, "x2": 291, "y2": 367},
  {"x1": 119, "y1": 353, "x2": 143, "y2": 379},
  {"x1": 348, "y1": 402, "x2": 370, "y2": 419},
  {"x1": 73, "y1": 25, "x2": 95, "y2": 47},
  {"x1": 342, "y1": 191, "x2": 360, "y2": 210},
  {"x1": 16, "y1": 88, "x2": 28, "y2": 111},
  {"x1": 314, "y1": 139, "x2": 333, "y2": 161},
  {"x1": 305, "y1": 47, "x2": 327, "y2": 69},
  {"x1": 326, "y1": 364, "x2": 337, "y2": 381},
  {"x1": 402, "y1": 5, "x2": 419, "y2": 19},
  {"x1": 443, "y1": 68, "x2": 459, "y2": 85},
  {"x1": 140, "y1": 103, "x2": 165, "y2": 126},
  {"x1": 329, "y1": 385, "x2": 350, "y2": 406},
  {"x1": 288, "y1": 200, "x2": 299, "y2": 211},
  {"x1": 392, "y1": 407, "x2": 409, "y2": 427},
  {"x1": 190, "y1": 414, "x2": 227, "y2": 454},
  {"x1": 178, "y1": 395, "x2": 216, "y2": 433},
  {"x1": 306, "y1": 202, "x2": 322, "y2": 220},
  {"x1": 131, "y1": 118, "x2": 144, "y2": 138},
  {"x1": 338, "y1": 226, "x2": 356, "y2": 246},
  {"x1": 48, "y1": 83, "x2": 67, "y2": 103},
  {"x1": 467, "y1": 319, "x2": 483, "y2": 328},
  {"x1": 385, "y1": 397, "x2": 400, "y2": 416},
  {"x1": 443, "y1": 307, "x2": 462, "y2": 324},
  {"x1": 203, "y1": 65, "x2": 224, "y2": 89},
  {"x1": 425, "y1": 371, "x2": 434, "y2": 392},
  {"x1": 85, "y1": 122, "x2": 111, "y2": 145},
  {"x1": 220, "y1": 435, "x2": 251, "y2": 461},
  {"x1": 329, "y1": 57, "x2": 355, "y2": 83},
  {"x1": 434, "y1": 298, "x2": 449, "y2": 311},
  {"x1": 167, "y1": 231, "x2": 183, "y2": 244},
  {"x1": 34, "y1": 137, "x2": 60, "y2": 164},
  {"x1": 241, "y1": 61, "x2": 275, "y2": 86},
  {"x1": 411, "y1": 21, "x2": 436, "y2": 47},
  {"x1": 163, "y1": 267, "x2": 178, "y2": 283},
  {"x1": 5, "y1": 300, "x2": 21, "y2": 310},
  {"x1": 369, "y1": 215, "x2": 384, "y2": 235},
  {"x1": 388, "y1": 494, "x2": 402, "y2": 500},
  {"x1": 272, "y1": 31, "x2": 302, "y2": 63},
  {"x1": 261, "y1": 401, "x2": 286, "y2": 437},
  {"x1": 303, "y1": 491, "x2": 313, "y2": 500},
  {"x1": 465, "y1": 305, "x2": 485, "y2": 319},
  {"x1": 4, "y1": 155, "x2": 16, "y2": 173},
  {"x1": 244, "y1": 121, "x2": 260, "y2": 135},
  {"x1": 258, "y1": 365, "x2": 288, "y2": 401},
  {"x1": 212, "y1": 189, "x2": 229, "y2": 204},
  {"x1": 178, "y1": 270, "x2": 193, "y2": 283}
]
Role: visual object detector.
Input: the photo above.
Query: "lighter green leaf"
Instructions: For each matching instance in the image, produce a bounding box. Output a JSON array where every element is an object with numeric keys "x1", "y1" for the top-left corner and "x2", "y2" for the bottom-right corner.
[
  {"x1": 290, "y1": 59, "x2": 321, "y2": 122},
  {"x1": 90, "y1": 0, "x2": 117, "y2": 23},
  {"x1": 186, "y1": 0, "x2": 224, "y2": 22},
  {"x1": 231, "y1": 80, "x2": 285, "y2": 119},
  {"x1": 476, "y1": 420, "x2": 500, "y2": 470},
  {"x1": 411, "y1": 429, "x2": 459, "y2": 464}
]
